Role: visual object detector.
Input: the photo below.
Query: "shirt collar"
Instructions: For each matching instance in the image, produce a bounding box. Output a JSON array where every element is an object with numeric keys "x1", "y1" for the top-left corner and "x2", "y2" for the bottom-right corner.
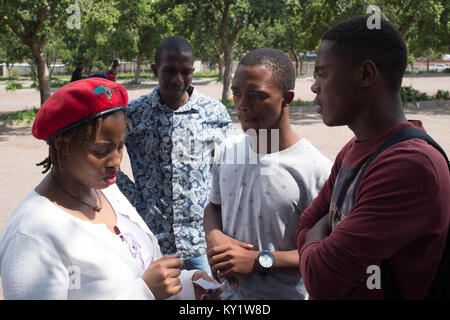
[{"x1": 152, "y1": 85, "x2": 199, "y2": 112}]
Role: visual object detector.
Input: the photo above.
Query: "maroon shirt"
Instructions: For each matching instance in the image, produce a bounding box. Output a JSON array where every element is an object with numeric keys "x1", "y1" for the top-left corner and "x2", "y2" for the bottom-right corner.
[{"x1": 296, "y1": 121, "x2": 450, "y2": 299}]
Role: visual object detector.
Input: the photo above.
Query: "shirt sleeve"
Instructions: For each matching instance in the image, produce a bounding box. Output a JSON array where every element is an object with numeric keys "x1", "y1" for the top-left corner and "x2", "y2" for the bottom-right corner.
[
  {"x1": 298, "y1": 147, "x2": 441, "y2": 299},
  {"x1": 1, "y1": 232, "x2": 69, "y2": 299},
  {"x1": 296, "y1": 146, "x2": 345, "y2": 251}
]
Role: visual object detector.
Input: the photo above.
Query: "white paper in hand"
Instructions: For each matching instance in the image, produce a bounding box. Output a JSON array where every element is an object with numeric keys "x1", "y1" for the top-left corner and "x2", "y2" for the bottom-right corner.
[{"x1": 192, "y1": 278, "x2": 226, "y2": 290}]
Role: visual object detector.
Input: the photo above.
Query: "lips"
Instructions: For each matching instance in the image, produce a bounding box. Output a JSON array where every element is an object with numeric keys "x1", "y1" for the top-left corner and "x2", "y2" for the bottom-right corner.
[{"x1": 104, "y1": 170, "x2": 118, "y2": 185}]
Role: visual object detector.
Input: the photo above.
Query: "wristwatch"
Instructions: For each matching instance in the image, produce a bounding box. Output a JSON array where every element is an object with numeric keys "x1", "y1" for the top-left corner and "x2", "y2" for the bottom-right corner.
[{"x1": 257, "y1": 250, "x2": 275, "y2": 275}]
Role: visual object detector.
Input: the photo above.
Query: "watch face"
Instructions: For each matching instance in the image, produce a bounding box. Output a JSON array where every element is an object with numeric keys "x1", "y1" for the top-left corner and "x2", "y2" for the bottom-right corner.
[{"x1": 259, "y1": 253, "x2": 273, "y2": 268}]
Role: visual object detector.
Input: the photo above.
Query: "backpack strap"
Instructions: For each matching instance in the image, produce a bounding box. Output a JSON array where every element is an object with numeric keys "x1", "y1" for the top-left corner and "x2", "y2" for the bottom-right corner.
[
  {"x1": 352, "y1": 126, "x2": 450, "y2": 300},
  {"x1": 353, "y1": 127, "x2": 449, "y2": 194}
]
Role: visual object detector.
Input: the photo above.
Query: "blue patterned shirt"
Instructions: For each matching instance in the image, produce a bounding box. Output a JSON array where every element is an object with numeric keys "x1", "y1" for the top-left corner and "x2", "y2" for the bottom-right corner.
[{"x1": 117, "y1": 85, "x2": 236, "y2": 259}]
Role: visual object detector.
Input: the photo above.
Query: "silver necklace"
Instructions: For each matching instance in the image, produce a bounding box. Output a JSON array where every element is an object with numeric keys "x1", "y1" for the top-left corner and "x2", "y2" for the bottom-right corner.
[{"x1": 51, "y1": 171, "x2": 102, "y2": 211}]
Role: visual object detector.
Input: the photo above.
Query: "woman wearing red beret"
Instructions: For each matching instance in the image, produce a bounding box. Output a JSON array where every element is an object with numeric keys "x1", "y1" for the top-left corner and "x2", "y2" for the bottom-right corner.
[{"x1": 0, "y1": 78, "x2": 221, "y2": 300}]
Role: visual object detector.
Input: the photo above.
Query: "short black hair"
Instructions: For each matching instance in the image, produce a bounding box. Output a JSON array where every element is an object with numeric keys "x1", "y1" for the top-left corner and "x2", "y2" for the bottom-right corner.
[
  {"x1": 322, "y1": 16, "x2": 407, "y2": 91},
  {"x1": 155, "y1": 36, "x2": 194, "y2": 66},
  {"x1": 238, "y1": 48, "x2": 295, "y2": 93}
]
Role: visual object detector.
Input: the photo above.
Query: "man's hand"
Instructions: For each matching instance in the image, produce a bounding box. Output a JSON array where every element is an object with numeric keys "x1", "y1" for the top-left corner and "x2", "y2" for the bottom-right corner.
[
  {"x1": 192, "y1": 271, "x2": 223, "y2": 300},
  {"x1": 206, "y1": 229, "x2": 254, "y2": 252},
  {"x1": 305, "y1": 214, "x2": 330, "y2": 243},
  {"x1": 206, "y1": 230, "x2": 254, "y2": 286},
  {"x1": 208, "y1": 244, "x2": 259, "y2": 279}
]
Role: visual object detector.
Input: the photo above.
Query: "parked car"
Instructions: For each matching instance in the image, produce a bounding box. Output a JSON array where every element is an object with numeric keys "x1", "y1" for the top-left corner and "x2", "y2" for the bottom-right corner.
[{"x1": 429, "y1": 64, "x2": 448, "y2": 72}]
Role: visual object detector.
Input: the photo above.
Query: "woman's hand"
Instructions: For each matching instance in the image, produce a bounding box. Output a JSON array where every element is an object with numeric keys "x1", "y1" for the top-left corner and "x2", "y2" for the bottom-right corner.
[{"x1": 141, "y1": 254, "x2": 184, "y2": 300}]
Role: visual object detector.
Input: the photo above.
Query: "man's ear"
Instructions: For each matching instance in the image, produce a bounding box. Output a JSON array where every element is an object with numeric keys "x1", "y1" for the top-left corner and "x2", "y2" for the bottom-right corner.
[
  {"x1": 283, "y1": 90, "x2": 295, "y2": 106},
  {"x1": 360, "y1": 60, "x2": 377, "y2": 87},
  {"x1": 151, "y1": 64, "x2": 158, "y2": 78}
]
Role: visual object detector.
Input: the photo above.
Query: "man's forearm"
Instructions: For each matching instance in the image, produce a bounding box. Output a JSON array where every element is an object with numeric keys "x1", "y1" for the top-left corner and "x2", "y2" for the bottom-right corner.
[
  {"x1": 203, "y1": 202, "x2": 223, "y2": 235},
  {"x1": 272, "y1": 250, "x2": 301, "y2": 274}
]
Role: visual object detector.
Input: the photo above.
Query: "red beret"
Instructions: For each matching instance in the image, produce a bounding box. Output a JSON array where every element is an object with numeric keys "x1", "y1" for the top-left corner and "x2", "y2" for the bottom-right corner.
[{"x1": 32, "y1": 78, "x2": 128, "y2": 142}]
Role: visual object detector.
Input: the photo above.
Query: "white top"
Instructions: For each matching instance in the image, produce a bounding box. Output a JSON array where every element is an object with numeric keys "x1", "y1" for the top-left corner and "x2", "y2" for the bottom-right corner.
[
  {"x1": 115, "y1": 212, "x2": 154, "y2": 271},
  {"x1": 209, "y1": 134, "x2": 332, "y2": 300},
  {"x1": 0, "y1": 184, "x2": 197, "y2": 300}
]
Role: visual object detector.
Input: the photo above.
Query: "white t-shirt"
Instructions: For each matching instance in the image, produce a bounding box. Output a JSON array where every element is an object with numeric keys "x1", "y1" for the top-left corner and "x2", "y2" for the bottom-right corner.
[{"x1": 209, "y1": 134, "x2": 332, "y2": 300}]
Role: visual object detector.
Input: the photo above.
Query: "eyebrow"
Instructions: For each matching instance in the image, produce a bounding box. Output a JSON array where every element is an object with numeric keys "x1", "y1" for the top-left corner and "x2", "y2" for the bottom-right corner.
[{"x1": 231, "y1": 85, "x2": 265, "y2": 93}]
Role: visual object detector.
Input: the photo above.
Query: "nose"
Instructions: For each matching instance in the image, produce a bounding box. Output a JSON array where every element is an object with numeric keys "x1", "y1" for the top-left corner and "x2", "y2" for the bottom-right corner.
[
  {"x1": 311, "y1": 80, "x2": 320, "y2": 95},
  {"x1": 172, "y1": 72, "x2": 183, "y2": 86},
  {"x1": 108, "y1": 148, "x2": 123, "y2": 169},
  {"x1": 234, "y1": 95, "x2": 250, "y2": 113}
]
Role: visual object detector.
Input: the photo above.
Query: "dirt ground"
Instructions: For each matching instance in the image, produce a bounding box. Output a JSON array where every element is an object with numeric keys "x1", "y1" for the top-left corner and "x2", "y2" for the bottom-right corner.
[{"x1": 0, "y1": 77, "x2": 449, "y2": 299}]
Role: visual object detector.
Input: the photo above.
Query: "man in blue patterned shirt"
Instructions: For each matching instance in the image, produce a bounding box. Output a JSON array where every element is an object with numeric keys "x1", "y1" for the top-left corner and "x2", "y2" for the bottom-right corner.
[{"x1": 117, "y1": 36, "x2": 236, "y2": 274}]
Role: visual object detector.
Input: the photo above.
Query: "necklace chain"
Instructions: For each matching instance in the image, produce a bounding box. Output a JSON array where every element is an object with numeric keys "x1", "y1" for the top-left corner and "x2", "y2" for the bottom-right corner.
[{"x1": 51, "y1": 171, "x2": 103, "y2": 212}]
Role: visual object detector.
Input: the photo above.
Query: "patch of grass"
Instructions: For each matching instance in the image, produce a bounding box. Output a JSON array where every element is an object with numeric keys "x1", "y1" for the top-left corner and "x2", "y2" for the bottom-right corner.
[
  {"x1": 435, "y1": 89, "x2": 450, "y2": 100},
  {"x1": 291, "y1": 99, "x2": 315, "y2": 106},
  {"x1": 221, "y1": 98, "x2": 316, "y2": 108},
  {"x1": 0, "y1": 108, "x2": 39, "y2": 124},
  {"x1": 401, "y1": 86, "x2": 450, "y2": 105},
  {"x1": 50, "y1": 80, "x2": 70, "y2": 88},
  {"x1": 193, "y1": 71, "x2": 219, "y2": 78},
  {"x1": 30, "y1": 80, "x2": 70, "y2": 89},
  {"x1": 405, "y1": 68, "x2": 450, "y2": 75},
  {"x1": 116, "y1": 72, "x2": 155, "y2": 80},
  {"x1": 401, "y1": 86, "x2": 430, "y2": 104},
  {"x1": 5, "y1": 81, "x2": 23, "y2": 91},
  {"x1": 221, "y1": 99, "x2": 234, "y2": 109},
  {"x1": 0, "y1": 76, "x2": 20, "y2": 81}
]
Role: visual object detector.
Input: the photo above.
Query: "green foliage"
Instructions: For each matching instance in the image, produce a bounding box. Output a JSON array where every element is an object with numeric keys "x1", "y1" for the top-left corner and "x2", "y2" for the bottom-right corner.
[
  {"x1": 221, "y1": 99, "x2": 234, "y2": 109},
  {"x1": 401, "y1": 86, "x2": 430, "y2": 104},
  {"x1": 0, "y1": 108, "x2": 39, "y2": 124},
  {"x1": 5, "y1": 81, "x2": 23, "y2": 91},
  {"x1": 116, "y1": 72, "x2": 156, "y2": 79},
  {"x1": 30, "y1": 80, "x2": 70, "y2": 89},
  {"x1": 400, "y1": 87, "x2": 450, "y2": 104},
  {"x1": 435, "y1": 90, "x2": 450, "y2": 100},
  {"x1": 291, "y1": 99, "x2": 316, "y2": 106}
]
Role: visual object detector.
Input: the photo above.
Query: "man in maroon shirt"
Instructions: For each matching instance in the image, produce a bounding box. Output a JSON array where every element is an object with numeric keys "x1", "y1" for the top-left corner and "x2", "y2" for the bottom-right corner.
[{"x1": 296, "y1": 16, "x2": 450, "y2": 299}]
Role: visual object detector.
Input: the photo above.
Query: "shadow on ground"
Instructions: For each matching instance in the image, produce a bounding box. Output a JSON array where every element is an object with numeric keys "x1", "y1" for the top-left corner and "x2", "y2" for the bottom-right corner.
[{"x1": 0, "y1": 121, "x2": 31, "y2": 141}]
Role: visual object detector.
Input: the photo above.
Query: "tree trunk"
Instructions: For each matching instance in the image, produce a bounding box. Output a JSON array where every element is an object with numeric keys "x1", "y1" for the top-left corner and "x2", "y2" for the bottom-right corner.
[
  {"x1": 222, "y1": 45, "x2": 233, "y2": 101},
  {"x1": 6, "y1": 62, "x2": 12, "y2": 78},
  {"x1": 291, "y1": 49, "x2": 300, "y2": 77},
  {"x1": 212, "y1": 39, "x2": 224, "y2": 80},
  {"x1": 31, "y1": 43, "x2": 51, "y2": 104},
  {"x1": 134, "y1": 51, "x2": 144, "y2": 84},
  {"x1": 218, "y1": 54, "x2": 224, "y2": 80},
  {"x1": 300, "y1": 57, "x2": 304, "y2": 75}
]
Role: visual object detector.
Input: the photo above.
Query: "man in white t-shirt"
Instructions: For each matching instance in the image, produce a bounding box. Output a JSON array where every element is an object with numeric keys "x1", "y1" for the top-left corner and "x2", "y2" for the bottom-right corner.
[{"x1": 203, "y1": 48, "x2": 332, "y2": 299}]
